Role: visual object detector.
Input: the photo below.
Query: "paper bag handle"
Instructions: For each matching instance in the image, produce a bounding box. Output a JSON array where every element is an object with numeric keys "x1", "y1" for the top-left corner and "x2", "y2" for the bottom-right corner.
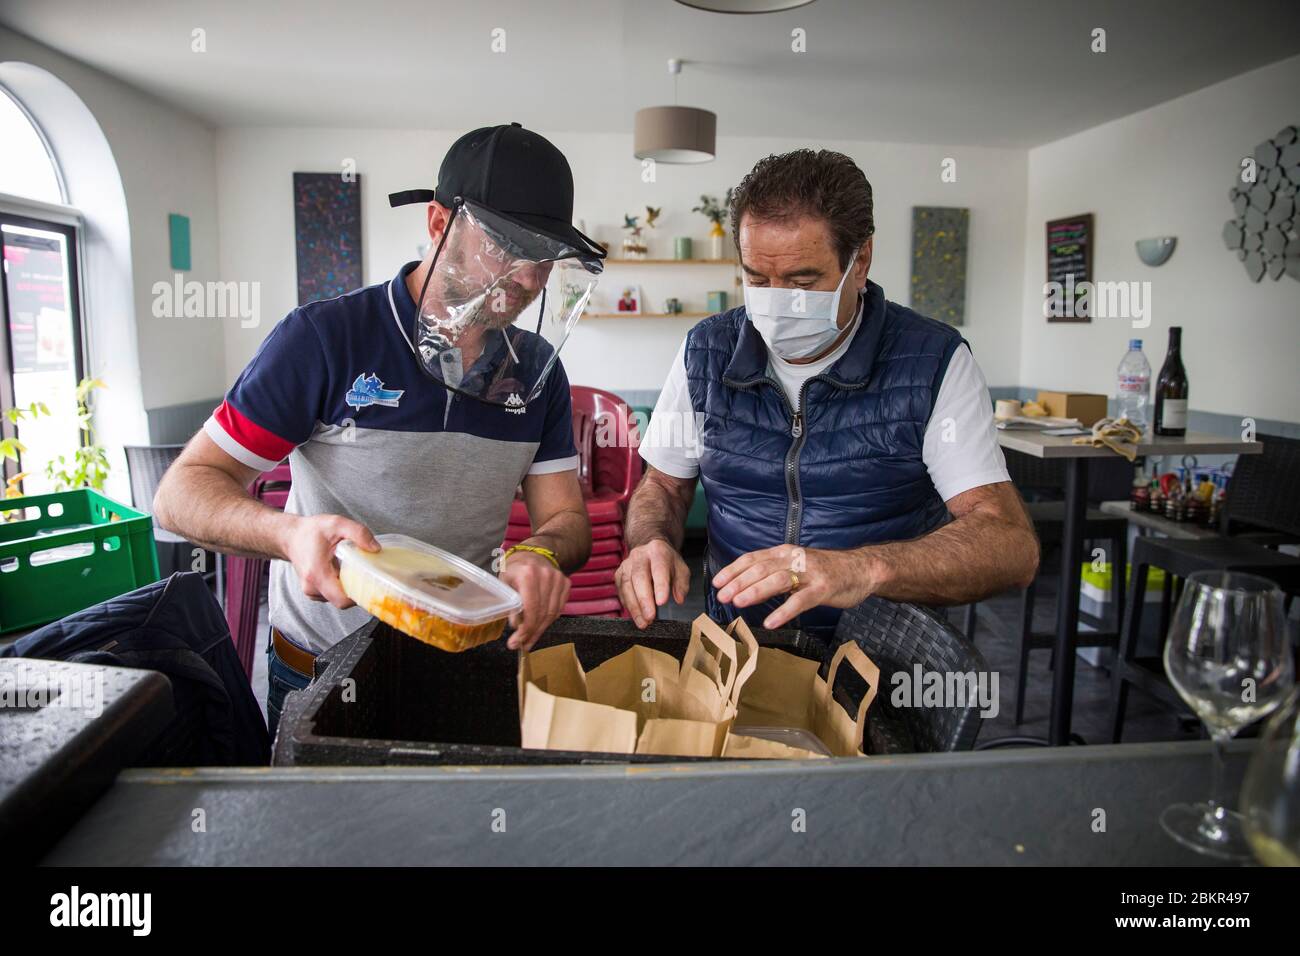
[
  {"x1": 820, "y1": 641, "x2": 881, "y2": 753},
  {"x1": 725, "y1": 618, "x2": 760, "y2": 708},
  {"x1": 680, "y1": 616, "x2": 739, "y2": 701}
]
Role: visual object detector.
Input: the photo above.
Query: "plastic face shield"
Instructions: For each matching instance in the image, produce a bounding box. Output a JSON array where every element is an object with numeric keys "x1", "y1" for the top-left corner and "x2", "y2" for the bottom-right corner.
[{"x1": 411, "y1": 200, "x2": 603, "y2": 409}]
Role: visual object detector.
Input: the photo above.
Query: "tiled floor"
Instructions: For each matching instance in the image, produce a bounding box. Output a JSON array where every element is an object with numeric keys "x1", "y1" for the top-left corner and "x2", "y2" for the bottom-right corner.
[{"x1": 250, "y1": 537, "x2": 1294, "y2": 747}]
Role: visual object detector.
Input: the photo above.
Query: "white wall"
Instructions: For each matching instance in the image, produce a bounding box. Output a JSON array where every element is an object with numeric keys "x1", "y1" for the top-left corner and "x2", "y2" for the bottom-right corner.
[
  {"x1": 0, "y1": 25, "x2": 224, "y2": 414},
  {"x1": 217, "y1": 128, "x2": 1027, "y2": 393},
  {"x1": 1019, "y1": 54, "x2": 1300, "y2": 424}
]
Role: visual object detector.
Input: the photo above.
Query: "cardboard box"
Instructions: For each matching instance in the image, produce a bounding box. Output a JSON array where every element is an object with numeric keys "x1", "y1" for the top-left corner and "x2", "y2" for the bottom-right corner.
[{"x1": 1036, "y1": 390, "x2": 1108, "y2": 426}]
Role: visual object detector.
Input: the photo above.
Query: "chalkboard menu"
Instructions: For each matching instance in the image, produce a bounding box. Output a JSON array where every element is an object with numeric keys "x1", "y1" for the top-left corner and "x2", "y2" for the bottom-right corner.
[{"x1": 1045, "y1": 213, "x2": 1093, "y2": 322}]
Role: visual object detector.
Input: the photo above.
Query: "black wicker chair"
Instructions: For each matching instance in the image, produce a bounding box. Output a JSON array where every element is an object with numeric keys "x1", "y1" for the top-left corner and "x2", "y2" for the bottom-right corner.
[
  {"x1": 123, "y1": 444, "x2": 217, "y2": 584},
  {"x1": 835, "y1": 596, "x2": 989, "y2": 752},
  {"x1": 960, "y1": 448, "x2": 1133, "y2": 724}
]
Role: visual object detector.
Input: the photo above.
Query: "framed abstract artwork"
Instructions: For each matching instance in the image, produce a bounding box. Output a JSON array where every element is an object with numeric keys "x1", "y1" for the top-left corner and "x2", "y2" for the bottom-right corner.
[
  {"x1": 909, "y1": 206, "x2": 969, "y2": 326},
  {"x1": 293, "y1": 172, "x2": 362, "y2": 306}
]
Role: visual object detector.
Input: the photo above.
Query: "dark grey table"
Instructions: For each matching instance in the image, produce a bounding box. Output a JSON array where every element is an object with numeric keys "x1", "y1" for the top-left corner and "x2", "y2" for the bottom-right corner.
[
  {"x1": 43, "y1": 739, "x2": 1256, "y2": 865},
  {"x1": 996, "y1": 429, "x2": 1263, "y2": 746}
]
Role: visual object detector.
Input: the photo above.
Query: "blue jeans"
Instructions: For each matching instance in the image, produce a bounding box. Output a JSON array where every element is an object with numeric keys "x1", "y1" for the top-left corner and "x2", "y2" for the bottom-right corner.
[{"x1": 266, "y1": 630, "x2": 313, "y2": 739}]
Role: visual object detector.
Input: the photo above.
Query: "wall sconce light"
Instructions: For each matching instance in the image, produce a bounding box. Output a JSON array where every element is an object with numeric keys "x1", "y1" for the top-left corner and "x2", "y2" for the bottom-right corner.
[{"x1": 1135, "y1": 237, "x2": 1177, "y2": 267}]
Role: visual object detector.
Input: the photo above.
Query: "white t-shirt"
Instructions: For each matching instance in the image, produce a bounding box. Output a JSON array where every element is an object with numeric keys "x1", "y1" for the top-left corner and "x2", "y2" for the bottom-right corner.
[{"x1": 640, "y1": 300, "x2": 1010, "y2": 503}]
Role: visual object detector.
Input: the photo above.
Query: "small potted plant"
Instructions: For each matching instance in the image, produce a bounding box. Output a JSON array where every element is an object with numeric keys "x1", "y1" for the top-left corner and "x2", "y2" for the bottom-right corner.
[
  {"x1": 2, "y1": 378, "x2": 110, "y2": 515},
  {"x1": 692, "y1": 189, "x2": 734, "y2": 259}
]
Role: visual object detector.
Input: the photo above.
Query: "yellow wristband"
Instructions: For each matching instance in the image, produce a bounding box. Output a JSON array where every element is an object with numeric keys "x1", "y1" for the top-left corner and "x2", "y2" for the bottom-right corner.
[{"x1": 504, "y1": 544, "x2": 561, "y2": 571}]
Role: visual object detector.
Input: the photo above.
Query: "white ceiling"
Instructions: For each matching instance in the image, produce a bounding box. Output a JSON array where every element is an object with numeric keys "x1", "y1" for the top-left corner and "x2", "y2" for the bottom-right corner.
[{"x1": 2, "y1": 0, "x2": 1298, "y2": 147}]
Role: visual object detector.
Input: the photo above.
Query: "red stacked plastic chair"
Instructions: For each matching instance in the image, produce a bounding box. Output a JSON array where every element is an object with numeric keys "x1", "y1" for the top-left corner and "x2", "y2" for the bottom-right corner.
[
  {"x1": 503, "y1": 385, "x2": 641, "y2": 618},
  {"x1": 225, "y1": 461, "x2": 291, "y2": 679}
]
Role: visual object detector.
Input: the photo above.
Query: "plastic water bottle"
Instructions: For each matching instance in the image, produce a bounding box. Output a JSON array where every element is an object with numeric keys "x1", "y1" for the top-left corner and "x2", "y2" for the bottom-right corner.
[{"x1": 1116, "y1": 339, "x2": 1151, "y2": 428}]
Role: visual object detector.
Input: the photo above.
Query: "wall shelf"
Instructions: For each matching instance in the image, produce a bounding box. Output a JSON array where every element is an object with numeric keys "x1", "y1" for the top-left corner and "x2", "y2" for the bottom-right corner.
[
  {"x1": 586, "y1": 311, "x2": 712, "y2": 319},
  {"x1": 602, "y1": 258, "x2": 737, "y2": 266}
]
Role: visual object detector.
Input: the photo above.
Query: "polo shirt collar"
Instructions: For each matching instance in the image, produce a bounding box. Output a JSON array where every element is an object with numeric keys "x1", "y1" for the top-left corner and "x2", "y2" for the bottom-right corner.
[{"x1": 388, "y1": 261, "x2": 422, "y2": 355}]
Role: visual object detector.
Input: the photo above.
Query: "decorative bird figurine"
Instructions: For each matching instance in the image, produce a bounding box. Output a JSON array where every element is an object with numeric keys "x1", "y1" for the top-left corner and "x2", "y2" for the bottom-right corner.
[
  {"x1": 623, "y1": 214, "x2": 639, "y2": 231},
  {"x1": 645, "y1": 206, "x2": 662, "y2": 229}
]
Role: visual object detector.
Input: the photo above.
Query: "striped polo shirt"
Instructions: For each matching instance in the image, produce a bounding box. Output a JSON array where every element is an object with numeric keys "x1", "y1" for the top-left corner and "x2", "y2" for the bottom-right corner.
[{"x1": 205, "y1": 262, "x2": 577, "y2": 653}]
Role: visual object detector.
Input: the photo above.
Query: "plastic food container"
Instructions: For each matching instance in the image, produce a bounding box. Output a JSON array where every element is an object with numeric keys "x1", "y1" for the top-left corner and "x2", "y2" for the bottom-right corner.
[{"x1": 335, "y1": 534, "x2": 521, "y2": 652}]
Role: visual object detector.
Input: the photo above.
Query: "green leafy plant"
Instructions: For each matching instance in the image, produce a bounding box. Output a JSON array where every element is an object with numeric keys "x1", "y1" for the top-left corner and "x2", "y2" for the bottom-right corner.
[
  {"x1": 1, "y1": 378, "x2": 109, "y2": 506},
  {"x1": 2, "y1": 400, "x2": 46, "y2": 509},
  {"x1": 691, "y1": 189, "x2": 735, "y2": 226}
]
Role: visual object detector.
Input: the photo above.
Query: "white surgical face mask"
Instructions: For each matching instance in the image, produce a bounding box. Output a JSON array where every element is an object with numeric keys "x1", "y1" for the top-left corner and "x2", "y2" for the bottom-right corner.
[{"x1": 743, "y1": 250, "x2": 860, "y2": 360}]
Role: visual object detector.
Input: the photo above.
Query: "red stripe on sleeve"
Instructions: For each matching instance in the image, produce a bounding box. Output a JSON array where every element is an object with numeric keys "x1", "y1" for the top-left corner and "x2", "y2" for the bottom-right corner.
[{"x1": 213, "y1": 400, "x2": 296, "y2": 462}]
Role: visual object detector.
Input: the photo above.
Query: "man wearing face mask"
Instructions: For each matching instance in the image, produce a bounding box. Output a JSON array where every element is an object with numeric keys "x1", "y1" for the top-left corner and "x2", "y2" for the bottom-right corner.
[{"x1": 618, "y1": 149, "x2": 1038, "y2": 633}]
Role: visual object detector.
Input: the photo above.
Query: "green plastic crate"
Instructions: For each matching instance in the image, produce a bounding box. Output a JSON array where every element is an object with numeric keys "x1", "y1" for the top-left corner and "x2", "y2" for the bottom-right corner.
[{"x1": 0, "y1": 488, "x2": 160, "y2": 634}]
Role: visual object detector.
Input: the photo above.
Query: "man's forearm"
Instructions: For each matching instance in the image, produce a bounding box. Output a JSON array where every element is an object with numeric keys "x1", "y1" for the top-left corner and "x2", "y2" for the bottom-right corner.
[
  {"x1": 155, "y1": 464, "x2": 297, "y2": 561},
  {"x1": 857, "y1": 511, "x2": 1039, "y2": 606},
  {"x1": 624, "y1": 469, "x2": 695, "y2": 551},
  {"x1": 520, "y1": 508, "x2": 591, "y2": 573}
]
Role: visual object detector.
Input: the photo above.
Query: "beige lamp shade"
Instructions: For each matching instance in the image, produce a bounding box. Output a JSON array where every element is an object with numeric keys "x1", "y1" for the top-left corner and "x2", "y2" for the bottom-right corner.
[
  {"x1": 633, "y1": 106, "x2": 716, "y2": 163},
  {"x1": 675, "y1": 0, "x2": 816, "y2": 10}
]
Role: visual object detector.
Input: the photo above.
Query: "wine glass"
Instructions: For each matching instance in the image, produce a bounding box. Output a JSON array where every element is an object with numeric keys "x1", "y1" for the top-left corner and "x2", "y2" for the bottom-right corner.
[
  {"x1": 1240, "y1": 688, "x2": 1300, "y2": 865},
  {"x1": 1161, "y1": 570, "x2": 1295, "y2": 860}
]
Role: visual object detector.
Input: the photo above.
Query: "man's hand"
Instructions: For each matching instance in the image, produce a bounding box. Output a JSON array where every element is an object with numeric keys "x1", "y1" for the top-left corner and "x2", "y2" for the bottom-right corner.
[
  {"x1": 713, "y1": 545, "x2": 874, "y2": 630},
  {"x1": 500, "y1": 550, "x2": 571, "y2": 651},
  {"x1": 615, "y1": 538, "x2": 691, "y2": 629},
  {"x1": 281, "y1": 513, "x2": 380, "y2": 609}
]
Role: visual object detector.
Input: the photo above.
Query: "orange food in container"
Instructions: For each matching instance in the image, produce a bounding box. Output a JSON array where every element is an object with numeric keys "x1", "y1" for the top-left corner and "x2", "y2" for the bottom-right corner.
[{"x1": 335, "y1": 534, "x2": 522, "y2": 652}]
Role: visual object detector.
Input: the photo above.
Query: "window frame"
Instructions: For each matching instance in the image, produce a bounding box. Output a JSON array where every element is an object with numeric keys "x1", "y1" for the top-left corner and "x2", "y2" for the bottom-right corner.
[{"x1": 0, "y1": 210, "x2": 88, "y2": 489}]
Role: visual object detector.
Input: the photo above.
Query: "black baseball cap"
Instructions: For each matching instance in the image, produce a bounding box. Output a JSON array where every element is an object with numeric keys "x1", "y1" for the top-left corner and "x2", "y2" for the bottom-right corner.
[{"x1": 389, "y1": 122, "x2": 605, "y2": 266}]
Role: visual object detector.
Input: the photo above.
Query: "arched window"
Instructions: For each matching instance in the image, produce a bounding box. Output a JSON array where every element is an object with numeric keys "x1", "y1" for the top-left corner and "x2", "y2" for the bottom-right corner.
[
  {"x1": 0, "y1": 87, "x2": 63, "y2": 204},
  {"x1": 1, "y1": 83, "x2": 84, "y2": 496}
]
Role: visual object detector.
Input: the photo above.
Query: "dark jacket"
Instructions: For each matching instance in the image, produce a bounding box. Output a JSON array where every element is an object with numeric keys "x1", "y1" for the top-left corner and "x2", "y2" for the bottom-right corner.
[
  {"x1": 684, "y1": 280, "x2": 963, "y2": 631},
  {"x1": 1, "y1": 572, "x2": 270, "y2": 765}
]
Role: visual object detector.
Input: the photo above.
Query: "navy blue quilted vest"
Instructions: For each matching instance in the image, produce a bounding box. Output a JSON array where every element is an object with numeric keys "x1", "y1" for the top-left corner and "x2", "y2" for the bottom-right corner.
[{"x1": 684, "y1": 280, "x2": 963, "y2": 632}]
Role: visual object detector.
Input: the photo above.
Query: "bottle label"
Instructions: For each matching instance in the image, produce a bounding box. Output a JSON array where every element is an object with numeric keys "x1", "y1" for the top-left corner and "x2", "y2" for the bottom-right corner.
[
  {"x1": 1161, "y1": 399, "x2": 1188, "y2": 429},
  {"x1": 1118, "y1": 375, "x2": 1148, "y2": 393}
]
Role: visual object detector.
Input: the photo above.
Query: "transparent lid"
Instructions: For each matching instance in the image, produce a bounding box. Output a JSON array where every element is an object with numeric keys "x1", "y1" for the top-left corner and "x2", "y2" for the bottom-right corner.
[{"x1": 334, "y1": 533, "x2": 521, "y2": 626}]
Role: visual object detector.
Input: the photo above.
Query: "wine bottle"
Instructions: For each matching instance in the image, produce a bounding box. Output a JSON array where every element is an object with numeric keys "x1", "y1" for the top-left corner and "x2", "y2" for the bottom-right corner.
[{"x1": 1153, "y1": 326, "x2": 1188, "y2": 437}]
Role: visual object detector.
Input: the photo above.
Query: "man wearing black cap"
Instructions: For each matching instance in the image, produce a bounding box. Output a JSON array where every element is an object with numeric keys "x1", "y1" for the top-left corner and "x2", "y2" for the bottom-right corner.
[{"x1": 155, "y1": 124, "x2": 604, "y2": 735}]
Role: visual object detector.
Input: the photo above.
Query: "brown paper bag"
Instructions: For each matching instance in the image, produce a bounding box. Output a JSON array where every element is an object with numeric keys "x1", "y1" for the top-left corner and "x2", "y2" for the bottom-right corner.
[
  {"x1": 624, "y1": 617, "x2": 758, "y2": 754},
  {"x1": 678, "y1": 616, "x2": 733, "y2": 712},
  {"x1": 635, "y1": 717, "x2": 730, "y2": 756},
  {"x1": 517, "y1": 614, "x2": 760, "y2": 758},
  {"x1": 720, "y1": 732, "x2": 828, "y2": 760},
  {"x1": 584, "y1": 644, "x2": 682, "y2": 733},
  {"x1": 726, "y1": 618, "x2": 760, "y2": 706},
  {"x1": 733, "y1": 640, "x2": 880, "y2": 757},
  {"x1": 519, "y1": 643, "x2": 639, "y2": 752}
]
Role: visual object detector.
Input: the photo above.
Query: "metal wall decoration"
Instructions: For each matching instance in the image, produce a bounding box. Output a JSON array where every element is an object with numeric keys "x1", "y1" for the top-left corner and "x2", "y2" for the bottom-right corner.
[
  {"x1": 909, "y1": 206, "x2": 969, "y2": 326},
  {"x1": 294, "y1": 172, "x2": 363, "y2": 305},
  {"x1": 1222, "y1": 124, "x2": 1300, "y2": 283}
]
